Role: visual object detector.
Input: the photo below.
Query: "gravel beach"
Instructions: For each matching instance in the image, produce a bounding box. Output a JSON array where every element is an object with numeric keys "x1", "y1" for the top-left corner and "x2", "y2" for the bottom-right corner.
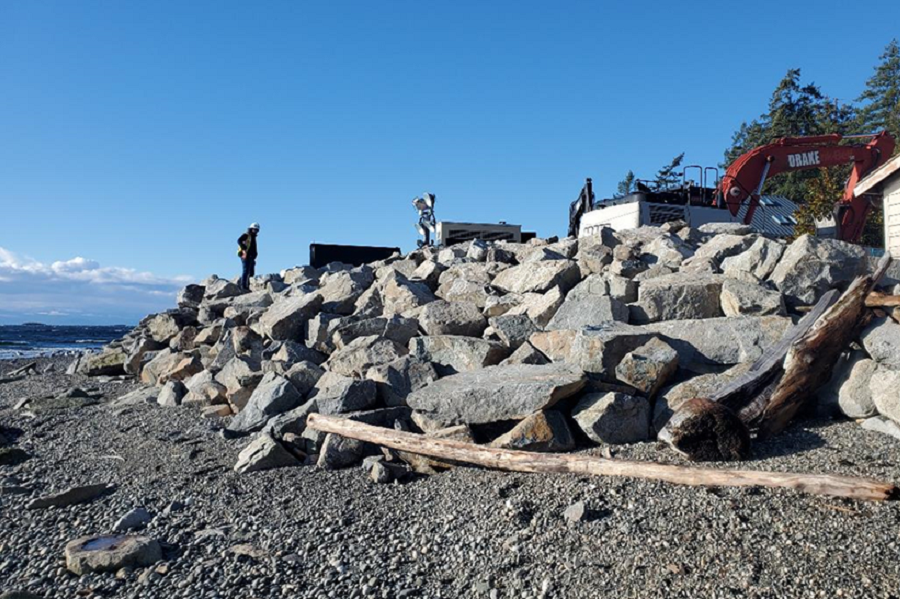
[{"x1": 1, "y1": 355, "x2": 899, "y2": 598}]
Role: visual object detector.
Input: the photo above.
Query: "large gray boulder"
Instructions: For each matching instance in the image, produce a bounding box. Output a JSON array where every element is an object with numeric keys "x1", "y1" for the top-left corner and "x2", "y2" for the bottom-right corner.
[
  {"x1": 418, "y1": 300, "x2": 487, "y2": 337},
  {"x1": 318, "y1": 269, "x2": 375, "y2": 315},
  {"x1": 306, "y1": 313, "x2": 347, "y2": 353},
  {"x1": 576, "y1": 245, "x2": 613, "y2": 274},
  {"x1": 366, "y1": 356, "x2": 440, "y2": 407},
  {"x1": 228, "y1": 373, "x2": 303, "y2": 433},
  {"x1": 505, "y1": 287, "x2": 567, "y2": 328},
  {"x1": 572, "y1": 392, "x2": 650, "y2": 445},
  {"x1": 530, "y1": 323, "x2": 656, "y2": 378},
  {"x1": 407, "y1": 363, "x2": 586, "y2": 425},
  {"x1": 124, "y1": 337, "x2": 164, "y2": 376},
  {"x1": 177, "y1": 284, "x2": 205, "y2": 309},
  {"x1": 409, "y1": 336, "x2": 508, "y2": 373},
  {"x1": 698, "y1": 222, "x2": 752, "y2": 236},
  {"x1": 641, "y1": 234, "x2": 694, "y2": 269},
  {"x1": 139, "y1": 349, "x2": 181, "y2": 385},
  {"x1": 270, "y1": 339, "x2": 327, "y2": 366},
  {"x1": 547, "y1": 296, "x2": 629, "y2": 330},
  {"x1": 281, "y1": 265, "x2": 319, "y2": 285},
  {"x1": 837, "y1": 357, "x2": 879, "y2": 418},
  {"x1": 331, "y1": 316, "x2": 419, "y2": 350},
  {"x1": 214, "y1": 356, "x2": 263, "y2": 411},
  {"x1": 566, "y1": 274, "x2": 609, "y2": 301},
  {"x1": 501, "y1": 342, "x2": 550, "y2": 366},
  {"x1": 614, "y1": 338, "x2": 678, "y2": 398},
  {"x1": 721, "y1": 237, "x2": 785, "y2": 282},
  {"x1": 484, "y1": 294, "x2": 524, "y2": 318},
  {"x1": 818, "y1": 351, "x2": 877, "y2": 419},
  {"x1": 381, "y1": 272, "x2": 436, "y2": 316},
  {"x1": 326, "y1": 335, "x2": 408, "y2": 378},
  {"x1": 261, "y1": 397, "x2": 318, "y2": 439},
  {"x1": 352, "y1": 285, "x2": 384, "y2": 320},
  {"x1": 492, "y1": 260, "x2": 581, "y2": 294},
  {"x1": 436, "y1": 279, "x2": 495, "y2": 308},
  {"x1": 630, "y1": 273, "x2": 724, "y2": 324},
  {"x1": 489, "y1": 314, "x2": 539, "y2": 350},
  {"x1": 259, "y1": 292, "x2": 325, "y2": 341},
  {"x1": 279, "y1": 361, "x2": 324, "y2": 396},
  {"x1": 686, "y1": 234, "x2": 755, "y2": 266},
  {"x1": 310, "y1": 375, "x2": 378, "y2": 415},
  {"x1": 234, "y1": 433, "x2": 300, "y2": 474},
  {"x1": 204, "y1": 278, "x2": 244, "y2": 301},
  {"x1": 606, "y1": 274, "x2": 639, "y2": 303},
  {"x1": 411, "y1": 260, "x2": 444, "y2": 290},
  {"x1": 488, "y1": 410, "x2": 575, "y2": 452},
  {"x1": 157, "y1": 380, "x2": 186, "y2": 407},
  {"x1": 438, "y1": 263, "x2": 492, "y2": 289},
  {"x1": 769, "y1": 235, "x2": 868, "y2": 306},
  {"x1": 861, "y1": 317, "x2": 900, "y2": 370},
  {"x1": 643, "y1": 316, "x2": 790, "y2": 368},
  {"x1": 81, "y1": 347, "x2": 128, "y2": 377},
  {"x1": 871, "y1": 367, "x2": 900, "y2": 424},
  {"x1": 720, "y1": 278, "x2": 786, "y2": 316}
]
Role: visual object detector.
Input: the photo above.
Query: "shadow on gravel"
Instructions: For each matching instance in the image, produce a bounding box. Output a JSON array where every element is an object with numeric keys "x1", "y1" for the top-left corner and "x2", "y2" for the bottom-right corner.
[
  {"x1": 750, "y1": 425, "x2": 827, "y2": 460},
  {"x1": 0, "y1": 424, "x2": 24, "y2": 445},
  {"x1": 582, "y1": 507, "x2": 612, "y2": 522}
]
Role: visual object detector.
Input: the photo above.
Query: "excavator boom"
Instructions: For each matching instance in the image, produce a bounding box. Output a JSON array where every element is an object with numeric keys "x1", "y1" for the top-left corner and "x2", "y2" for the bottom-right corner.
[{"x1": 719, "y1": 131, "x2": 895, "y2": 242}]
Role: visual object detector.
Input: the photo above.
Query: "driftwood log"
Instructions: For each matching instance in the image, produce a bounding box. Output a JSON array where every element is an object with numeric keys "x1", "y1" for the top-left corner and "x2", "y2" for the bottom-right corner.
[
  {"x1": 662, "y1": 255, "x2": 893, "y2": 459},
  {"x1": 307, "y1": 414, "x2": 898, "y2": 502},
  {"x1": 758, "y1": 255, "x2": 891, "y2": 436},
  {"x1": 866, "y1": 292, "x2": 900, "y2": 308}
]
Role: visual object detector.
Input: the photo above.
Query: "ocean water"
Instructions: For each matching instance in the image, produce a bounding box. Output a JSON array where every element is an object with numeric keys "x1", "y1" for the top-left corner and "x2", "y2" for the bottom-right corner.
[{"x1": 0, "y1": 324, "x2": 131, "y2": 360}]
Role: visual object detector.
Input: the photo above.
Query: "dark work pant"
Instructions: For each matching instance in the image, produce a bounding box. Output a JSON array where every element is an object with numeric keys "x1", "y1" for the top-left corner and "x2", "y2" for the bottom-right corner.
[{"x1": 241, "y1": 258, "x2": 255, "y2": 290}]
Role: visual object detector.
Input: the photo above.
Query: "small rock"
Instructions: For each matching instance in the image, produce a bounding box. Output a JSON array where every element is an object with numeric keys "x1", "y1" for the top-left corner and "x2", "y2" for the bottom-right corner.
[
  {"x1": 563, "y1": 501, "x2": 586, "y2": 523},
  {"x1": 65, "y1": 535, "x2": 162, "y2": 575},
  {"x1": 28, "y1": 484, "x2": 114, "y2": 510},
  {"x1": 113, "y1": 507, "x2": 153, "y2": 532}
]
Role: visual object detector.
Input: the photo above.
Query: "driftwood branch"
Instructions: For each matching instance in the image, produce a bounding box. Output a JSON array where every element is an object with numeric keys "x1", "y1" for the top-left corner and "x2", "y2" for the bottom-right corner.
[
  {"x1": 708, "y1": 289, "x2": 839, "y2": 414},
  {"x1": 307, "y1": 414, "x2": 898, "y2": 502},
  {"x1": 759, "y1": 254, "x2": 892, "y2": 437},
  {"x1": 663, "y1": 255, "x2": 894, "y2": 458},
  {"x1": 866, "y1": 292, "x2": 900, "y2": 308}
]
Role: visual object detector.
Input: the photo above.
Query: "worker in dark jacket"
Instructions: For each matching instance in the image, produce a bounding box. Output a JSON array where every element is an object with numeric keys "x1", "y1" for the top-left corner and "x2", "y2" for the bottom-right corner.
[{"x1": 238, "y1": 223, "x2": 260, "y2": 290}]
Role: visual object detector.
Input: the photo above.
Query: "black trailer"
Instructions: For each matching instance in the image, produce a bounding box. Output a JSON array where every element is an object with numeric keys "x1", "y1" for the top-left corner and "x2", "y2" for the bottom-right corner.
[{"x1": 309, "y1": 243, "x2": 400, "y2": 269}]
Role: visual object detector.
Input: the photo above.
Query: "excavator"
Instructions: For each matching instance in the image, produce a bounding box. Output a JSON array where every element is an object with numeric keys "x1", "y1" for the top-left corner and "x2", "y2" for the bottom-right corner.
[
  {"x1": 720, "y1": 130, "x2": 895, "y2": 242},
  {"x1": 572, "y1": 130, "x2": 896, "y2": 243}
]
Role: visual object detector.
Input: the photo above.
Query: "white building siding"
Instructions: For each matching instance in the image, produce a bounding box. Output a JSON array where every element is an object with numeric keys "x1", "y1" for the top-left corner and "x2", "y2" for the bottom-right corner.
[{"x1": 886, "y1": 177, "x2": 900, "y2": 258}]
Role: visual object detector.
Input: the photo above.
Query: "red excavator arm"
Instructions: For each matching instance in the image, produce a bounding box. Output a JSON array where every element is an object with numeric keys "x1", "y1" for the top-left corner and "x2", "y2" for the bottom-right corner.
[{"x1": 719, "y1": 131, "x2": 895, "y2": 242}]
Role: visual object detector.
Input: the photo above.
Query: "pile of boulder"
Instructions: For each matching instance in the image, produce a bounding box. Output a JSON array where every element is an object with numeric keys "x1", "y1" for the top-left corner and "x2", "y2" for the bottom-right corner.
[{"x1": 77, "y1": 222, "x2": 900, "y2": 476}]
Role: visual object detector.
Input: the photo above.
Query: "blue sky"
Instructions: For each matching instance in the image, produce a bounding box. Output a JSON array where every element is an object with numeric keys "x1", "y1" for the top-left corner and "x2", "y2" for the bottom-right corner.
[{"x1": 1, "y1": 1, "x2": 898, "y2": 324}]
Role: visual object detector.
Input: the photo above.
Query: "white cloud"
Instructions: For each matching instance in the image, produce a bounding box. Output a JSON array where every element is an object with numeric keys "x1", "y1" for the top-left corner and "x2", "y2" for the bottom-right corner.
[{"x1": 0, "y1": 247, "x2": 193, "y2": 325}]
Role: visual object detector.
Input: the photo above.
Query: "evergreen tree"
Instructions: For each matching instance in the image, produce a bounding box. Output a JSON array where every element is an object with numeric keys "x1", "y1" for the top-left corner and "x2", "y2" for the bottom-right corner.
[
  {"x1": 616, "y1": 170, "x2": 635, "y2": 197},
  {"x1": 655, "y1": 153, "x2": 684, "y2": 189},
  {"x1": 723, "y1": 69, "x2": 855, "y2": 201},
  {"x1": 857, "y1": 39, "x2": 900, "y2": 149}
]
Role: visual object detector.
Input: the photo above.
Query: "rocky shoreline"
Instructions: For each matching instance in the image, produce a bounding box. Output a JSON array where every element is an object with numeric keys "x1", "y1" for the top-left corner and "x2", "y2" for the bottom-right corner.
[
  {"x1": 2, "y1": 356, "x2": 900, "y2": 597},
  {"x1": 3, "y1": 223, "x2": 900, "y2": 597}
]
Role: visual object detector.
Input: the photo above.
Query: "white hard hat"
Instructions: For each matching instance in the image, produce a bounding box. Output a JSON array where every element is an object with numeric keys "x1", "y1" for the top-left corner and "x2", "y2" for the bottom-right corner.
[{"x1": 249, "y1": 222, "x2": 260, "y2": 230}]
